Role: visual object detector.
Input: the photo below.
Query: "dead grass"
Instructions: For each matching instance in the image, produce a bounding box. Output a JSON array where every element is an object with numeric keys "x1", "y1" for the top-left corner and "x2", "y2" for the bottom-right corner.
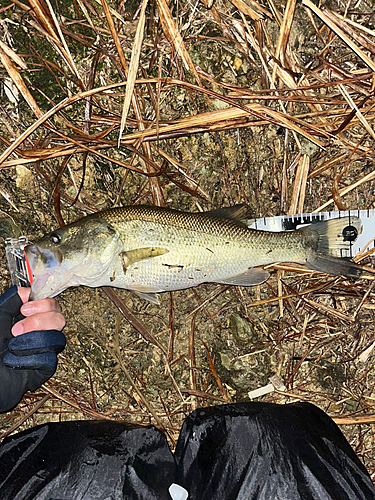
[{"x1": 1, "y1": 0, "x2": 375, "y2": 480}]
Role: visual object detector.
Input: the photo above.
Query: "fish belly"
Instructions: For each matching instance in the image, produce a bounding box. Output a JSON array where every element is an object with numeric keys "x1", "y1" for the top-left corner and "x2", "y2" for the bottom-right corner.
[
  {"x1": 99, "y1": 243, "x2": 250, "y2": 292},
  {"x1": 92, "y1": 220, "x2": 307, "y2": 292}
]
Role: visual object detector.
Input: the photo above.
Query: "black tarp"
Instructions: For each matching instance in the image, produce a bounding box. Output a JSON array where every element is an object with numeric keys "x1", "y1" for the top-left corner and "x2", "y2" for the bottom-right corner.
[
  {"x1": 1, "y1": 402, "x2": 374, "y2": 500},
  {"x1": 0, "y1": 420, "x2": 175, "y2": 500},
  {"x1": 174, "y1": 402, "x2": 375, "y2": 500}
]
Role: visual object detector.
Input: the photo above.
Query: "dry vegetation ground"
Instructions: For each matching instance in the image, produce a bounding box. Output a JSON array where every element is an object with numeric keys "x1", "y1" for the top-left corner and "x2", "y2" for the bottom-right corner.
[{"x1": 1, "y1": 0, "x2": 375, "y2": 482}]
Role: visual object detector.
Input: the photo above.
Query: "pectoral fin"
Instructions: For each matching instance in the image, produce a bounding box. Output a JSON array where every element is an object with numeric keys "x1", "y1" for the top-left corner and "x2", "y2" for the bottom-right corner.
[
  {"x1": 120, "y1": 247, "x2": 169, "y2": 273},
  {"x1": 132, "y1": 290, "x2": 160, "y2": 304},
  {"x1": 219, "y1": 268, "x2": 269, "y2": 286}
]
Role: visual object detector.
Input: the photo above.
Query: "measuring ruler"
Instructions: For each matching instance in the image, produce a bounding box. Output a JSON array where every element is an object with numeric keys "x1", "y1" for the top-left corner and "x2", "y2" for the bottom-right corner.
[{"x1": 248, "y1": 210, "x2": 375, "y2": 260}]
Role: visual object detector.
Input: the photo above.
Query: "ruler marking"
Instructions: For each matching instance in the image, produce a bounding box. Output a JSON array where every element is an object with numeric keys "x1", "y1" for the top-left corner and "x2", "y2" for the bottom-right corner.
[{"x1": 249, "y1": 210, "x2": 375, "y2": 260}]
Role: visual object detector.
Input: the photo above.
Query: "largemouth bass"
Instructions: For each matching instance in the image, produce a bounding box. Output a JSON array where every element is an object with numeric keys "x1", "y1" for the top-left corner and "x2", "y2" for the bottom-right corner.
[{"x1": 25, "y1": 205, "x2": 362, "y2": 303}]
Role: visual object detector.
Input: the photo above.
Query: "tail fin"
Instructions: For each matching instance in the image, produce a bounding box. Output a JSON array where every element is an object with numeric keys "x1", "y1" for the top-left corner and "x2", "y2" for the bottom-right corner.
[
  {"x1": 307, "y1": 254, "x2": 362, "y2": 278},
  {"x1": 305, "y1": 216, "x2": 362, "y2": 278}
]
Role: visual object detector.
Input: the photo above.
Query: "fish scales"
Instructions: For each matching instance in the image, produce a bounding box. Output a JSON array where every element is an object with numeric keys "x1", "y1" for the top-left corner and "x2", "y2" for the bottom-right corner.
[
  {"x1": 25, "y1": 205, "x2": 363, "y2": 302},
  {"x1": 96, "y1": 206, "x2": 313, "y2": 290}
]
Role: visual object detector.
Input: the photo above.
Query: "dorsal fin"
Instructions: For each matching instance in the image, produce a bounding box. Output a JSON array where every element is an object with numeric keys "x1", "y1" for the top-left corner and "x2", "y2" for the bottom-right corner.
[{"x1": 204, "y1": 204, "x2": 254, "y2": 227}]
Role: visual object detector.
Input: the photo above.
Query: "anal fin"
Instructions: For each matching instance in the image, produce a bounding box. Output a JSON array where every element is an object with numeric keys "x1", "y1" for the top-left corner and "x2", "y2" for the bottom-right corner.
[{"x1": 219, "y1": 267, "x2": 269, "y2": 286}]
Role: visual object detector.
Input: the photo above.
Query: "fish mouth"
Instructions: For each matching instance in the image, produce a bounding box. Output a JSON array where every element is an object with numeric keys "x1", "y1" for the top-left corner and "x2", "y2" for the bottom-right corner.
[
  {"x1": 26, "y1": 244, "x2": 66, "y2": 300},
  {"x1": 26, "y1": 244, "x2": 61, "y2": 270},
  {"x1": 25, "y1": 243, "x2": 117, "y2": 300},
  {"x1": 25, "y1": 244, "x2": 37, "y2": 273}
]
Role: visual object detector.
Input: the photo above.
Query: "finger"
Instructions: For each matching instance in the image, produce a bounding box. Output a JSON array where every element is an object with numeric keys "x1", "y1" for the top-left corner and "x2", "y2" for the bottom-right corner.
[
  {"x1": 17, "y1": 287, "x2": 31, "y2": 304},
  {"x1": 12, "y1": 311, "x2": 66, "y2": 336},
  {"x1": 20, "y1": 298, "x2": 62, "y2": 317}
]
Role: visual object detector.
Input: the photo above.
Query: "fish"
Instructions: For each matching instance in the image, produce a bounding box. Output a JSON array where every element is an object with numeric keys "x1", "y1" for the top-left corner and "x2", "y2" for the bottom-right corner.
[{"x1": 25, "y1": 204, "x2": 362, "y2": 303}]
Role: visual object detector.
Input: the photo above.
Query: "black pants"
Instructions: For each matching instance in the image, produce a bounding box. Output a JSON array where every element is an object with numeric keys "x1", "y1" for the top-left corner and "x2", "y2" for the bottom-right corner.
[{"x1": 1, "y1": 402, "x2": 374, "y2": 499}]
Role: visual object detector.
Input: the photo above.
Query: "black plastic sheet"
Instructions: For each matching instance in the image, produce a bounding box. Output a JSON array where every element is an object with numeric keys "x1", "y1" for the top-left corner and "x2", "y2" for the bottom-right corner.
[
  {"x1": 175, "y1": 402, "x2": 375, "y2": 500},
  {"x1": 1, "y1": 402, "x2": 374, "y2": 499},
  {"x1": 0, "y1": 420, "x2": 175, "y2": 500}
]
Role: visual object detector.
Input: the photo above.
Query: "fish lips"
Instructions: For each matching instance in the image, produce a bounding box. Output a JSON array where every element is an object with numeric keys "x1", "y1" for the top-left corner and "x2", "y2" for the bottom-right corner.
[
  {"x1": 26, "y1": 244, "x2": 66, "y2": 300},
  {"x1": 26, "y1": 244, "x2": 62, "y2": 269},
  {"x1": 25, "y1": 243, "x2": 115, "y2": 300}
]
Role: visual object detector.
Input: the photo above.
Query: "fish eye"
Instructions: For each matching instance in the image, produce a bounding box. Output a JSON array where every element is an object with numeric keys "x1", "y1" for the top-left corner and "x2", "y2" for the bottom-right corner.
[{"x1": 51, "y1": 233, "x2": 61, "y2": 244}]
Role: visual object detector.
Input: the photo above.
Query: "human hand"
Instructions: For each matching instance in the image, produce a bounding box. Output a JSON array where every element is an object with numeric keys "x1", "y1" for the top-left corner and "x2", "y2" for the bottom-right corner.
[{"x1": 0, "y1": 286, "x2": 66, "y2": 413}]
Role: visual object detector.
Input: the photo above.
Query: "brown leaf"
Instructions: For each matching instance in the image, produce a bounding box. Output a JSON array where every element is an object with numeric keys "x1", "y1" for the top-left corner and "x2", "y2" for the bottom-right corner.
[
  {"x1": 229, "y1": 0, "x2": 263, "y2": 21},
  {"x1": 119, "y1": 0, "x2": 148, "y2": 143},
  {"x1": 303, "y1": 0, "x2": 375, "y2": 71},
  {"x1": 0, "y1": 45, "x2": 43, "y2": 118},
  {"x1": 155, "y1": 0, "x2": 201, "y2": 84},
  {"x1": 0, "y1": 41, "x2": 27, "y2": 69}
]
